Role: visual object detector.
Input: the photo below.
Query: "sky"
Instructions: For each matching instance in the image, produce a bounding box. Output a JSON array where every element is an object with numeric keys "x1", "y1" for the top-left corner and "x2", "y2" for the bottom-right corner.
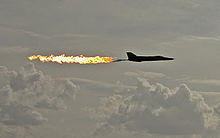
[{"x1": 0, "y1": 0, "x2": 220, "y2": 138}]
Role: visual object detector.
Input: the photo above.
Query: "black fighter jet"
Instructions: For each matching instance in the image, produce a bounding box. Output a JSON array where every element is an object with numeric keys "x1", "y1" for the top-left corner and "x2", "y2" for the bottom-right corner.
[{"x1": 126, "y1": 52, "x2": 174, "y2": 62}]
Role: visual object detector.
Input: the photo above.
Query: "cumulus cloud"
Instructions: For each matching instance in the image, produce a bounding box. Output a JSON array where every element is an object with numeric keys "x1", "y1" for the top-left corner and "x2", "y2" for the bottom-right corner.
[
  {"x1": 214, "y1": 103, "x2": 220, "y2": 115},
  {"x1": 0, "y1": 125, "x2": 33, "y2": 138},
  {"x1": 0, "y1": 63, "x2": 78, "y2": 110},
  {"x1": 0, "y1": 103, "x2": 47, "y2": 126},
  {"x1": 0, "y1": 63, "x2": 79, "y2": 137},
  {"x1": 89, "y1": 78, "x2": 220, "y2": 137}
]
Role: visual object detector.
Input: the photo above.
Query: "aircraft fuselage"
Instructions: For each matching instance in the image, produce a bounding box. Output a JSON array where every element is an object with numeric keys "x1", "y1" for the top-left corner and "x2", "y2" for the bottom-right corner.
[{"x1": 127, "y1": 52, "x2": 174, "y2": 62}]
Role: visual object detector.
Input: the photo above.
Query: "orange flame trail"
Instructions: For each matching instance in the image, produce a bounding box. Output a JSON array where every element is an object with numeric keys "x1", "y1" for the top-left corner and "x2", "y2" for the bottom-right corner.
[{"x1": 28, "y1": 54, "x2": 116, "y2": 64}]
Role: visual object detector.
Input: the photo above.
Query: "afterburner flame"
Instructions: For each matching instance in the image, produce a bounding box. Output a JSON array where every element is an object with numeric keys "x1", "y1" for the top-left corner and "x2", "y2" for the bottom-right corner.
[{"x1": 28, "y1": 54, "x2": 116, "y2": 64}]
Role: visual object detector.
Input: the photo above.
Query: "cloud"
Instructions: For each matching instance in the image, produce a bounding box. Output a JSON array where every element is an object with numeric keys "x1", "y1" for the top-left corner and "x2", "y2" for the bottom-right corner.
[
  {"x1": 0, "y1": 125, "x2": 33, "y2": 138},
  {"x1": 0, "y1": 63, "x2": 79, "y2": 137},
  {"x1": 70, "y1": 77, "x2": 135, "y2": 94},
  {"x1": 189, "y1": 79, "x2": 220, "y2": 86},
  {"x1": 0, "y1": 63, "x2": 78, "y2": 109},
  {"x1": 124, "y1": 71, "x2": 166, "y2": 79},
  {"x1": 0, "y1": 103, "x2": 47, "y2": 126},
  {"x1": 214, "y1": 103, "x2": 220, "y2": 115},
  {"x1": 0, "y1": 47, "x2": 30, "y2": 54},
  {"x1": 0, "y1": 25, "x2": 50, "y2": 39},
  {"x1": 188, "y1": 35, "x2": 220, "y2": 41},
  {"x1": 88, "y1": 78, "x2": 220, "y2": 137},
  {"x1": 176, "y1": 77, "x2": 220, "y2": 91}
]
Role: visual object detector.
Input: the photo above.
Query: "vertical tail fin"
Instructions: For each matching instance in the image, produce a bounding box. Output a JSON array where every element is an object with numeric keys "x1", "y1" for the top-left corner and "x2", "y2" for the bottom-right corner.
[{"x1": 126, "y1": 52, "x2": 136, "y2": 59}]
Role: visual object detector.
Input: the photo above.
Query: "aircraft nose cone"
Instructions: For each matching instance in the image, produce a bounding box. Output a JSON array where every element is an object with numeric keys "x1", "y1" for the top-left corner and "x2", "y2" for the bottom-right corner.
[
  {"x1": 162, "y1": 57, "x2": 174, "y2": 60},
  {"x1": 166, "y1": 57, "x2": 174, "y2": 60}
]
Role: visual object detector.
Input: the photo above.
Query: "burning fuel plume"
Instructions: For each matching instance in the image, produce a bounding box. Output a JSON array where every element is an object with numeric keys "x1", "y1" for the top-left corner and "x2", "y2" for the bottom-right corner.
[{"x1": 28, "y1": 54, "x2": 116, "y2": 64}]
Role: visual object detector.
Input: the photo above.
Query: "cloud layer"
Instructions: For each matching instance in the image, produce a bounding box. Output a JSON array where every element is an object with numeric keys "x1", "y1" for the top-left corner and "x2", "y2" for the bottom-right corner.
[
  {"x1": 89, "y1": 78, "x2": 220, "y2": 137},
  {"x1": 0, "y1": 63, "x2": 78, "y2": 137}
]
